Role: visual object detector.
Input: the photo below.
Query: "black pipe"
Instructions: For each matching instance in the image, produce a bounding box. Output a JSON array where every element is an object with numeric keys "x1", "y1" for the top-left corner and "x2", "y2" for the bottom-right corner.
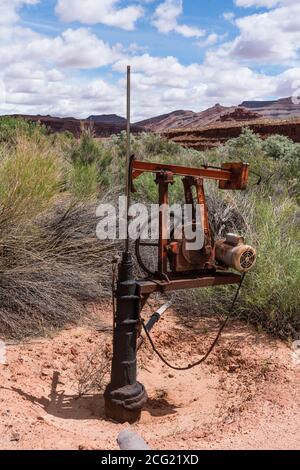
[{"x1": 104, "y1": 252, "x2": 147, "y2": 423}]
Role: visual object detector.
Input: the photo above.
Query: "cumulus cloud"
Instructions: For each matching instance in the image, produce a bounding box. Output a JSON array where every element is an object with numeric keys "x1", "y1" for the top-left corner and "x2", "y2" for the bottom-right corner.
[
  {"x1": 2, "y1": 35, "x2": 300, "y2": 121},
  {"x1": 230, "y1": 1, "x2": 300, "y2": 63},
  {"x1": 195, "y1": 33, "x2": 225, "y2": 49},
  {"x1": 153, "y1": 0, "x2": 205, "y2": 38},
  {"x1": 235, "y1": 0, "x2": 300, "y2": 7},
  {"x1": 0, "y1": 0, "x2": 39, "y2": 25},
  {"x1": 55, "y1": 0, "x2": 144, "y2": 31},
  {"x1": 0, "y1": 26, "x2": 123, "y2": 70},
  {"x1": 0, "y1": 21, "x2": 125, "y2": 117},
  {"x1": 1, "y1": 0, "x2": 300, "y2": 120},
  {"x1": 235, "y1": 0, "x2": 281, "y2": 7},
  {"x1": 113, "y1": 52, "x2": 293, "y2": 120}
]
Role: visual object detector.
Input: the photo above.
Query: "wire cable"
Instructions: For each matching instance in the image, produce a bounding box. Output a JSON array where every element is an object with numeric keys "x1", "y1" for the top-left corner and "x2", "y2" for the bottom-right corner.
[{"x1": 142, "y1": 273, "x2": 246, "y2": 371}]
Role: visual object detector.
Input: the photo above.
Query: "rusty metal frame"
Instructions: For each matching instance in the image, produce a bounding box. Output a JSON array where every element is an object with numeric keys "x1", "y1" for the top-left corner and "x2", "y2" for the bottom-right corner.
[
  {"x1": 132, "y1": 160, "x2": 249, "y2": 190},
  {"x1": 132, "y1": 159, "x2": 250, "y2": 285},
  {"x1": 137, "y1": 272, "x2": 242, "y2": 296}
]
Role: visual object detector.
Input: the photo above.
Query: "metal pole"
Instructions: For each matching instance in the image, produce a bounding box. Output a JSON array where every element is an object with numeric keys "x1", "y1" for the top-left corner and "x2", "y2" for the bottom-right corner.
[
  {"x1": 104, "y1": 66, "x2": 147, "y2": 424},
  {"x1": 125, "y1": 65, "x2": 131, "y2": 253}
]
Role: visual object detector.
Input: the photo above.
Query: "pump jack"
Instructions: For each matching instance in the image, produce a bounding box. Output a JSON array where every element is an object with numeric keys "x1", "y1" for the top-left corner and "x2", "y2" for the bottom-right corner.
[{"x1": 104, "y1": 67, "x2": 256, "y2": 423}]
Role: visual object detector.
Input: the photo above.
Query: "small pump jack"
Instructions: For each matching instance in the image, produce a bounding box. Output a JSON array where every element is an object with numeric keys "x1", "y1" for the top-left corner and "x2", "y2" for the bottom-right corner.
[{"x1": 104, "y1": 67, "x2": 257, "y2": 424}]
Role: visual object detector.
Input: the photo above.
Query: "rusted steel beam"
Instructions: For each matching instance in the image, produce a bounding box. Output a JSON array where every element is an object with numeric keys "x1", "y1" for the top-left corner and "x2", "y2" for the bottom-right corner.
[
  {"x1": 132, "y1": 160, "x2": 249, "y2": 190},
  {"x1": 133, "y1": 161, "x2": 231, "y2": 181},
  {"x1": 133, "y1": 160, "x2": 231, "y2": 181},
  {"x1": 155, "y1": 171, "x2": 174, "y2": 278},
  {"x1": 137, "y1": 273, "x2": 241, "y2": 295},
  {"x1": 219, "y1": 162, "x2": 250, "y2": 190}
]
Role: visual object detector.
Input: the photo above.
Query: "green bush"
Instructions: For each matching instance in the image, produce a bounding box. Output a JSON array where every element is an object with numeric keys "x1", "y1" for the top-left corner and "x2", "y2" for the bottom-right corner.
[
  {"x1": 240, "y1": 194, "x2": 300, "y2": 337},
  {"x1": 263, "y1": 134, "x2": 298, "y2": 160},
  {"x1": 68, "y1": 162, "x2": 99, "y2": 198},
  {"x1": 0, "y1": 134, "x2": 61, "y2": 228},
  {"x1": 109, "y1": 131, "x2": 136, "y2": 158},
  {"x1": 138, "y1": 132, "x2": 181, "y2": 156},
  {"x1": 70, "y1": 129, "x2": 102, "y2": 165},
  {"x1": 0, "y1": 117, "x2": 47, "y2": 145},
  {"x1": 224, "y1": 127, "x2": 263, "y2": 160},
  {"x1": 67, "y1": 130, "x2": 116, "y2": 194}
]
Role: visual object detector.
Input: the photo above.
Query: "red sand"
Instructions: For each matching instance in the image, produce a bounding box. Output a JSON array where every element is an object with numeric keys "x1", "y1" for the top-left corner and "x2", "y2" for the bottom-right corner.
[{"x1": 0, "y1": 304, "x2": 299, "y2": 450}]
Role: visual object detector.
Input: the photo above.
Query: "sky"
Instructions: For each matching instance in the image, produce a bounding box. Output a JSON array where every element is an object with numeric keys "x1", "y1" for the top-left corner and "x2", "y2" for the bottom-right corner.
[{"x1": 0, "y1": 0, "x2": 300, "y2": 121}]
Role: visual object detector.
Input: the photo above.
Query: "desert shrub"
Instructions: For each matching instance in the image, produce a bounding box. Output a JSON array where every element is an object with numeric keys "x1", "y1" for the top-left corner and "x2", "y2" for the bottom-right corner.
[
  {"x1": 76, "y1": 342, "x2": 112, "y2": 396},
  {"x1": 70, "y1": 129, "x2": 103, "y2": 166},
  {"x1": 67, "y1": 129, "x2": 114, "y2": 195},
  {"x1": 263, "y1": 134, "x2": 298, "y2": 160},
  {"x1": 0, "y1": 135, "x2": 62, "y2": 229},
  {"x1": 217, "y1": 128, "x2": 300, "y2": 201},
  {"x1": 68, "y1": 162, "x2": 99, "y2": 198},
  {"x1": 108, "y1": 131, "x2": 181, "y2": 160},
  {"x1": 239, "y1": 193, "x2": 300, "y2": 337},
  {"x1": 109, "y1": 131, "x2": 138, "y2": 158},
  {"x1": 224, "y1": 127, "x2": 263, "y2": 160},
  {"x1": 138, "y1": 132, "x2": 181, "y2": 157},
  {"x1": 0, "y1": 117, "x2": 46, "y2": 145},
  {"x1": 0, "y1": 200, "x2": 119, "y2": 338}
]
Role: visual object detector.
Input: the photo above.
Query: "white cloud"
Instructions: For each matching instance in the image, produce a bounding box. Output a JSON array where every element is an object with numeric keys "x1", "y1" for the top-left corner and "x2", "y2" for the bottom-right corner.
[
  {"x1": 230, "y1": 2, "x2": 300, "y2": 63},
  {"x1": 0, "y1": 26, "x2": 123, "y2": 70},
  {"x1": 113, "y1": 52, "x2": 293, "y2": 120},
  {"x1": 195, "y1": 33, "x2": 225, "y2": 49},
  {"x1": 55, "y1": 0, "x2": 144, "y2": 31},
  {"x1": 1, "y1": 65, "x2": 123, "y2": 118},
  {"x1": 223, "y1": 12, "x2": 235, "y2": 23},
  {"x1": 153, "y1": 0, "x2": 205, "y2": 38},
  {"x1": 0, "y1": 0, "x2": 39, "y2": 25},
  {"x1": 2, "y1": 35, "x2": 300, "y2": 121},
  {"x1": 0, "y1": 21, "x2": 125, "y2": 117},
  {"x1": 1, "y1": 0, "x2": 300, "y2": 121},
  {"x1": 235, "y1": 0, "x2": 281, "y2": 7},
  {"x1": 235, "y1": 0, "x2": 300, "y2": 7}
]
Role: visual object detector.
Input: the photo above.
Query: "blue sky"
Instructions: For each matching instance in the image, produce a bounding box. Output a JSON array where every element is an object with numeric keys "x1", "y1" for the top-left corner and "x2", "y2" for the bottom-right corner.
[{"x1": 0, "y1": 0, "x2": 300, "y2": 120}]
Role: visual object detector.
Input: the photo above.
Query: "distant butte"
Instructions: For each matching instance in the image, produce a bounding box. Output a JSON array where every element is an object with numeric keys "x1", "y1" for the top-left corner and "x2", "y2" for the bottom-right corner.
[
  {"x1": 135, "y1": 97, "x2": 300, "y2": 132},
  {"x1": 2, "y1": 97, "x2": 300, "y2": 144}
]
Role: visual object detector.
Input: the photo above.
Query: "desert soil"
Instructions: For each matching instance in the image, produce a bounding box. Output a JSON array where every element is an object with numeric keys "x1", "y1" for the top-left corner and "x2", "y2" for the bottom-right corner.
[{"x1": 0, "y1": 302, "x2": 299, "y2": 450}]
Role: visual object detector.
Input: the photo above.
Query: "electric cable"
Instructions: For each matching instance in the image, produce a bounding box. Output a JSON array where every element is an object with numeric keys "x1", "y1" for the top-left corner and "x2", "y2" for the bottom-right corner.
[{"x1": 141, "y1": 273, "x2": 246, "y2": 371}]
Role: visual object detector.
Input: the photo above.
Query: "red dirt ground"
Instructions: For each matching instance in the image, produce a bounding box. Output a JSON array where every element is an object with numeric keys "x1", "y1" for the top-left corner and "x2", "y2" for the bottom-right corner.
[{"x1": 0, "y1": 303, "x2": 299, "y2": 450}]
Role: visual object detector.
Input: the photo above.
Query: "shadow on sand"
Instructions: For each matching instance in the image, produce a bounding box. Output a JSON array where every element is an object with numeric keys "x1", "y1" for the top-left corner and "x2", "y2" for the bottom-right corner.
[{"x1": 4, "y1": 371, "x2": 178, "y2": 421}]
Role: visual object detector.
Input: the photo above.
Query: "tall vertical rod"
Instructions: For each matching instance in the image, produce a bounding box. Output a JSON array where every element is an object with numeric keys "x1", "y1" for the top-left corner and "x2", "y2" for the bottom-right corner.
[{"x1": 125, "y1": 65, "x2": 131, "y2": 253}]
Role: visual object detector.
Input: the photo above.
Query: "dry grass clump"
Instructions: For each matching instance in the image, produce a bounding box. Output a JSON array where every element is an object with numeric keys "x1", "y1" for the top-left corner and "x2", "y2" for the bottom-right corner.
[
  {"x1": 0, "y1": 121, "x2": 122, "y2": 338},
  {"x1": 0, "y1": 200, "x2": 120, "y2": 338},
  {"x1": 0, "y1": 134, "x2": 62, "y2": 230},
  {"x1": 76, "y1": 342, "x2": 112, "y2": 396}
]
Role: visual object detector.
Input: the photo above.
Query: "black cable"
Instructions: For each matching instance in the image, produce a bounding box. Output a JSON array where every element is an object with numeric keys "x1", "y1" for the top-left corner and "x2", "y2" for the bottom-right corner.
[
  {"x1": 142, "y1": 273, "x2": 246, "y2": 371},
  {"x1": 249, "y1": 169, "x2": 262, "y2": 187}
]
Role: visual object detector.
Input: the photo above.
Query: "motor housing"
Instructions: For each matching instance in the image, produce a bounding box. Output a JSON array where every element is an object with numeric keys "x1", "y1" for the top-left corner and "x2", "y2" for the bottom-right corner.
[{"x1": 215, "y1": 234, "x2": 256, "y2": 273}]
